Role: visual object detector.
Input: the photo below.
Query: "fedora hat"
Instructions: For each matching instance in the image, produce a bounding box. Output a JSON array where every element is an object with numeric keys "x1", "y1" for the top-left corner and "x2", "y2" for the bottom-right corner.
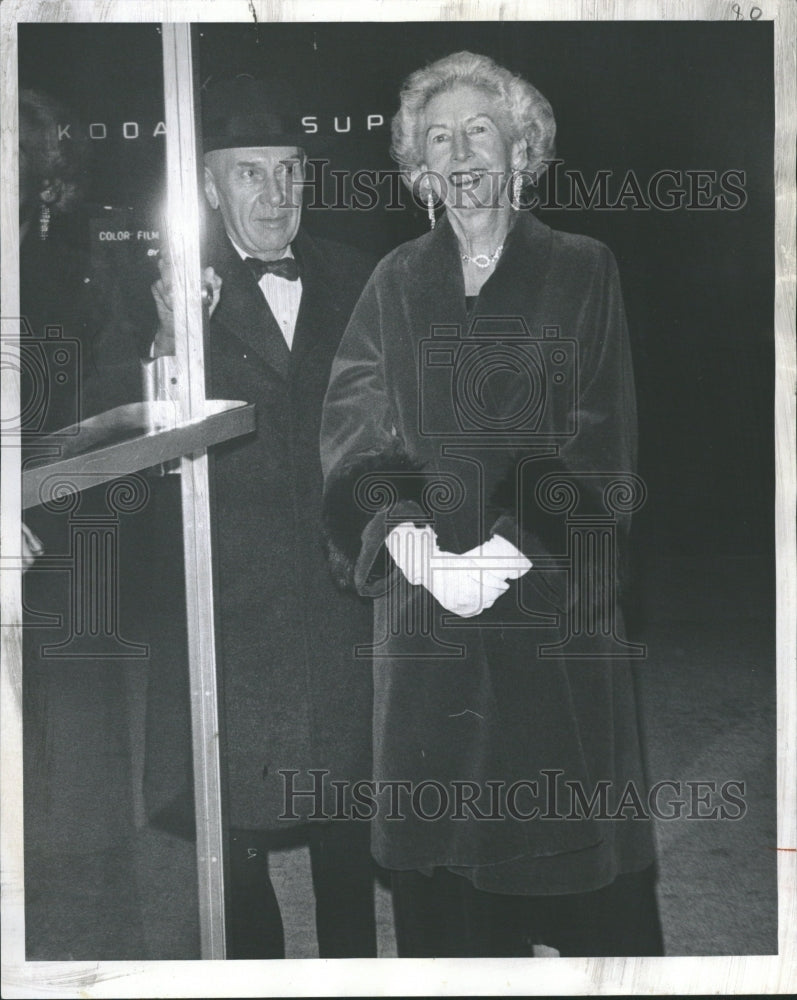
[{"x1": 201, "y1": 74, "x2": 312, "y2": 153}]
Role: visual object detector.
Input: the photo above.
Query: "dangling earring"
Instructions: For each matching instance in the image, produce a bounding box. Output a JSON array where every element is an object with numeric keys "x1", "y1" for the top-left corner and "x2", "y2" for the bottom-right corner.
[
  {"x1": 510, "y1": 171, "x2": 523, "y2": 212},
  {"x1": 39, "y1": 203, "x2": 51, "y2": 241},
  {"x1": 426, "y1": 190, "x2": 436, "y2": 230}
]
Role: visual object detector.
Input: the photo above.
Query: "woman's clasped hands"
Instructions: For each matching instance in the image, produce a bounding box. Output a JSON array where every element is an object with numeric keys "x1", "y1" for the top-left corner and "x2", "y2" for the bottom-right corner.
[{"x1": 386, "y1": 522, "x2": 532, "y2": 618}]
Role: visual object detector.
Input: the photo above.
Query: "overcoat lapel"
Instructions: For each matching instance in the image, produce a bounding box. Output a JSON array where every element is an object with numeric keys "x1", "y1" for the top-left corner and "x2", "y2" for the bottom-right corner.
[
  {"x1": 207, "y1": 226, "x2": 292, "y2": 380},
  {"x1": 475, "y1": 211, "x2": 554, "y2": 320},
  {"x1": 401, "y1": 214, "x2": 469, "y2": 340},
  {"x1": 289, "y1": 231, "x2": 349, "y2": 372},
  {"x1": 393, "y1": 219, "x2": 469, "y2": 449}
]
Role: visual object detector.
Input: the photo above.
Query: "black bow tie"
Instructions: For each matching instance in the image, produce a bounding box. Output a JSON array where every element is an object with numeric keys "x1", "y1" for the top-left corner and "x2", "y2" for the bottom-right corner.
[{"x1": 244, "y1": 255, "x2": 300, "y2": 282}]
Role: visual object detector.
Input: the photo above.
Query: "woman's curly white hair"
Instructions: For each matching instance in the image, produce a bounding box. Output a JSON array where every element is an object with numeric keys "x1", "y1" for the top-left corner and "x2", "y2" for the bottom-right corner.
[{"x1": 390, "y1": 51, "x2": 556, "y2": 182}]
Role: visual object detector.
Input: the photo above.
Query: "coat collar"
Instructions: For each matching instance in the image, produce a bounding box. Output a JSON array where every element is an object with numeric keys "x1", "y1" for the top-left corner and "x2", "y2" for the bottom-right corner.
[
  {"x1": 391, "y1": 211, "x2": 555, "y2": 352},
  {"x1": 398, "y1": 211, "x2": 555, "y2": 337}
]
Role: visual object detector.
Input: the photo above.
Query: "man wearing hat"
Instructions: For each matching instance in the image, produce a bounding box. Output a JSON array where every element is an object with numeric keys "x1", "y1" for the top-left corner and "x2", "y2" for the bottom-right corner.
[{"x1": 144, "y1": 75, "x2": 377, "y2": 959}]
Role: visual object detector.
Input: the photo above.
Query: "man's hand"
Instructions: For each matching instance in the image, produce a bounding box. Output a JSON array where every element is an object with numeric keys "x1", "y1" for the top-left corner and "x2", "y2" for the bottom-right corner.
[
  {"x1": 21, "y1": 523, "x2": 44, "y2": 572},
  {"x1": 151, "y1": 255, "x2": 222, "y2": 358}
]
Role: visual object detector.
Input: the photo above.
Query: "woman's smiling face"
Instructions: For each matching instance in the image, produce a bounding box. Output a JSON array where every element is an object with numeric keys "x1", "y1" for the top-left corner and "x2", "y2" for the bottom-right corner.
[{"x1": 420, "y1": 84, "x2": 523, "y2": 211}]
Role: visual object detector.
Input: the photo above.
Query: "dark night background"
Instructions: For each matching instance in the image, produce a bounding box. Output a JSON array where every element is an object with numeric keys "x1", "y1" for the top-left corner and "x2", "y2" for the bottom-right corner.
[{"x1": 19, "y1": 18, "x2": 775, "y2": 600}]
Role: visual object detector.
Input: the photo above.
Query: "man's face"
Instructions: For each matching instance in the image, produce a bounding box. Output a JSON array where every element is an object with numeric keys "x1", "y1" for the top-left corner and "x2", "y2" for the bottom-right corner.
[{"x1": 204, "y1": 146, "x2": 304, "y2": 260}]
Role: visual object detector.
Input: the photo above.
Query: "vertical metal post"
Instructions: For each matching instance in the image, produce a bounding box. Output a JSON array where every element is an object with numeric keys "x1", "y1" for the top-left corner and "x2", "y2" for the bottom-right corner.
[
  {"x1": 161, "y1": 23, "x2": 226, "y2": 959},
  {"x1": 0, "y1": 16, "x2": 25, "y2": 966}
]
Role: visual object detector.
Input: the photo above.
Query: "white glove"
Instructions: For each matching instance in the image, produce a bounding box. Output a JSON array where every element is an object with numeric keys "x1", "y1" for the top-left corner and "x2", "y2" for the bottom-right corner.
[
  {"x1": 386, "y1": 522, "x2": 438, "y2": 586},
  {"x1": 386, "y1": 523, "x2": 531, "y2": 618},
  {"x1": 429, "y1": 549, "x2": 510, "y2": 617},
  {"x1": 460, "y1": 533, "x2": 532, "y2": 581}
]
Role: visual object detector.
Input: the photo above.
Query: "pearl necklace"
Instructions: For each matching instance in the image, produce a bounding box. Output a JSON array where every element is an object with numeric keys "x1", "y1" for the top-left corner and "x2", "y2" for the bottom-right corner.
[{"x1": 460, "y1": 243, "x2": 504, "y2": 269}]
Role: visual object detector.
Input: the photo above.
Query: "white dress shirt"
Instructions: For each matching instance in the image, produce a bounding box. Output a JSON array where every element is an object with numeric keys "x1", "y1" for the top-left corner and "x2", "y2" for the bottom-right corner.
[{"x1": 231, "y1": 239, "x2": 303, "y2": 350}]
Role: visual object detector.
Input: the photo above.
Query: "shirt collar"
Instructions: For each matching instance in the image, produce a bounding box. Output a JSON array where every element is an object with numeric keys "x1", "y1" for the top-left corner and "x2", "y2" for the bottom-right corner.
[{"x1": 229, "y1": 236, "x2": 295, "y2": 264}]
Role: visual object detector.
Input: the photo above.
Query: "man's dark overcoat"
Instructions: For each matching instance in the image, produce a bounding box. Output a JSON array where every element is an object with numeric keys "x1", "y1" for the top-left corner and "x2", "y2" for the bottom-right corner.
[
  {"x1": 144, "y1": 222, "x2": 376, "y2": 834},
  {"x1": 321, "y1": 212, "x2": 656, "y2": 895}
]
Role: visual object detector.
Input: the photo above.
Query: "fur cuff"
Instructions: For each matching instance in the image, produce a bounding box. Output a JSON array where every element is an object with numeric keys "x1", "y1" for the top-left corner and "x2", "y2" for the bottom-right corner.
[{"x1": 322, "y1": 444, "x2": 428, "y2": 591}]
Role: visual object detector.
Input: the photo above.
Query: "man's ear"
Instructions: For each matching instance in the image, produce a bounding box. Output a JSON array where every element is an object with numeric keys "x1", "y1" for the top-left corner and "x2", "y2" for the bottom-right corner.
[{"x1": 204, "y1": 166, "x2": 220, "y2": 209}]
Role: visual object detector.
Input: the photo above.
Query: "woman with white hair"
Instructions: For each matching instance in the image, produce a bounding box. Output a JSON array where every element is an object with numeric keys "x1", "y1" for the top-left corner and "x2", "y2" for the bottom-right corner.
[{"x1": 321, "y1": 51, "x2": 663, "y2": 957}]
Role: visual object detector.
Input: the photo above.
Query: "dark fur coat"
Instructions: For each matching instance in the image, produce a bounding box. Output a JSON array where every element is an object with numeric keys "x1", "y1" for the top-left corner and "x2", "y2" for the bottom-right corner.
[{"x1": 320, "y1": 212, "x2": 656, "y2": 893}]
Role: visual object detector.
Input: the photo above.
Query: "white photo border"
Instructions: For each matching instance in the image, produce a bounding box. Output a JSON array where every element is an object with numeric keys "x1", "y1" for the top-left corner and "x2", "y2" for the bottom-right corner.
[{"x1": 1, "y1": 0, "x2": 794, "y2": 996}]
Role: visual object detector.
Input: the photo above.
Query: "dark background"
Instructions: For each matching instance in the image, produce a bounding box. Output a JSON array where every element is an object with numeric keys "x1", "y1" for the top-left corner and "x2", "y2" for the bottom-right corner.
[{"x1": 19, "y1": 20, "x2": 775, "y2": 576}]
